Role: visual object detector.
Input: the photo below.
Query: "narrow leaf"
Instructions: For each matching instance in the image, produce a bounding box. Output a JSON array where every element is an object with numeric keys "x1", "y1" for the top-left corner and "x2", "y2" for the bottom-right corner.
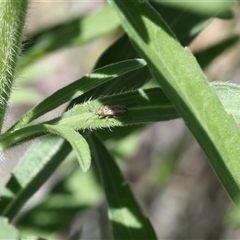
[
  {"x1": 0, "y1": 137, "x2": 71, "y2": 220},
  {"x1": 88, "y1": 133, "x2": 157, "y2": 240},
  {"x1": 195, "y1": 35, "x2": 239, "y2": 69},
  {"x1": 2, "y1": 124, "x2": 91, "y2": 172},
  {"x1": 44, "y1": 125, "x2": 91, "y2": 172},
  {"x1": 7, "y1": 59, "x2": 146, "y2": 132},
  {"x1": 0, "y1": 88, "x2": 178, "y2": 150},
  {"x1": 20, "y1": 5, "x2": 120, "y2": 69},
  {"x1": 48, "y1": 87, "x2": 178, "y2": 129},
  {"x1": 154, "y1": 1, "x2": 234, "y2": 18}
]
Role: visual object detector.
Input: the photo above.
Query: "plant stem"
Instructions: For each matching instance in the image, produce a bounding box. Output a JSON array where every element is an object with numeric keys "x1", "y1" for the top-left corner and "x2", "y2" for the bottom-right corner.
[{"x1": 0, "y1": 0, "x2": 29, "y2": 132}]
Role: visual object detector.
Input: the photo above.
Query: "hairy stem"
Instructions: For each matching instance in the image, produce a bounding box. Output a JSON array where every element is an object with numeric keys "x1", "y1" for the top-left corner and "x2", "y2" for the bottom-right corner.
[{"x1": 0, "y1": 0, "x2": 28, "y2": 132}]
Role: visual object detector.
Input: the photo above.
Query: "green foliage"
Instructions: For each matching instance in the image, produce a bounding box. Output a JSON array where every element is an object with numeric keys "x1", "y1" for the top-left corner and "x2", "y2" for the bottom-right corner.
[
  {"x1": 0, "y1": 217, "x2": 19, "y2": 239},
  {"x1": 0, "y1": 0, "x2": 240, "y2": 239},
  {"x1": 108, "y1": 0, "x2": 240, "y2": 200},
  {"x1": 88, "y1": 134, "x2": 157, "y2": 239}
]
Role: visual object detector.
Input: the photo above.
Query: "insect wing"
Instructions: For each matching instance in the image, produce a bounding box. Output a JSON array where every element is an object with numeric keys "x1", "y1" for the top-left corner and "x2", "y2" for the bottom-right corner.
[{"x1": 97, "y1": 105, "x2": 128, "y2": 117}]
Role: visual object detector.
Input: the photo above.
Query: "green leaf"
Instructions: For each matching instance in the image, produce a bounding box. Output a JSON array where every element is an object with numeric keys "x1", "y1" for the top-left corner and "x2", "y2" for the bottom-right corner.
[
  {"x1": 44, "y1": 125, "x2": 91, "y2": 172},
  {"x1": 20, "y1": 5, "x2": 120, "y2": 69},
  {"x1": 108, "y1": 0, "x2": 240, "y2": 202},
  {"x1": 195, "y1": 35, "x2": 240, "y2": 69},
  {"x1": 0, "y1": 55, "x2": 149, "y2": 223},
  {"x1": 1, "y1": 124, "x2": 91, "y2": 171},
  {"x1": 80, "y1": 66, "x2": 151, "y2": 103},
  {"x1": 7, "y1": 59, "x2": 146, "y2": 132},
  {"x1": 67, "y1": 3, "x2": 212, "y2": 141},
  {"x1": 0, "y1": 88, "x2": 178, "y2": 149},
  {"x1": 150, "y1": 2, "x2": 213, "y2": 46},
  {"x1": 86, "y1": 1, "x2": 212, "y2": 115},
  {"x1": 49, "y1": 87, "x2": 178, "y2": 129},
  {"x1": 212, "y1": 82, "x2": 240, "y2": 124},
  {"x1": 154, "y1": 0, "x2": 234, "y2": 18},
  {"x1": 95, "y1": 3, "x2": 211, "y2": 68},
  {"x1": 88, "y1": 133, "x2": 157, "y2": 240},
  {"x1": 17, "y1": 161, "x2": 101, "y2": 237},
  {"x1": 0, "y1": 137, "x2": 71, "y2": 221},
  {"x1": 0, "y1": 217, "x2": 19, "y2": 239}
]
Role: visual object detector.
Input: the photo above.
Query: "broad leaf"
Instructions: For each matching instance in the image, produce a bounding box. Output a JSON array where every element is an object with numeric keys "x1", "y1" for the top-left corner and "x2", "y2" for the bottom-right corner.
[{"x1": 108, "y1": 0, "x2": 240, "y2": 202}]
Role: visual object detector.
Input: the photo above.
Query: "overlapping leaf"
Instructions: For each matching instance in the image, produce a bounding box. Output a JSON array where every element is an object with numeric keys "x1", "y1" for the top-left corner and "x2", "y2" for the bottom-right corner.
[{"x1": 108, "y1": 0, "x2": 240, "y2": 201}]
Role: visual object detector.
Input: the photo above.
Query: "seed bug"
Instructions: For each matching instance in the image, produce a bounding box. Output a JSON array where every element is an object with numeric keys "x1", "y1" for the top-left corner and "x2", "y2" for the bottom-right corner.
[{"x1": 97, "y1": 105, "x2": 128, "y2": 119}]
